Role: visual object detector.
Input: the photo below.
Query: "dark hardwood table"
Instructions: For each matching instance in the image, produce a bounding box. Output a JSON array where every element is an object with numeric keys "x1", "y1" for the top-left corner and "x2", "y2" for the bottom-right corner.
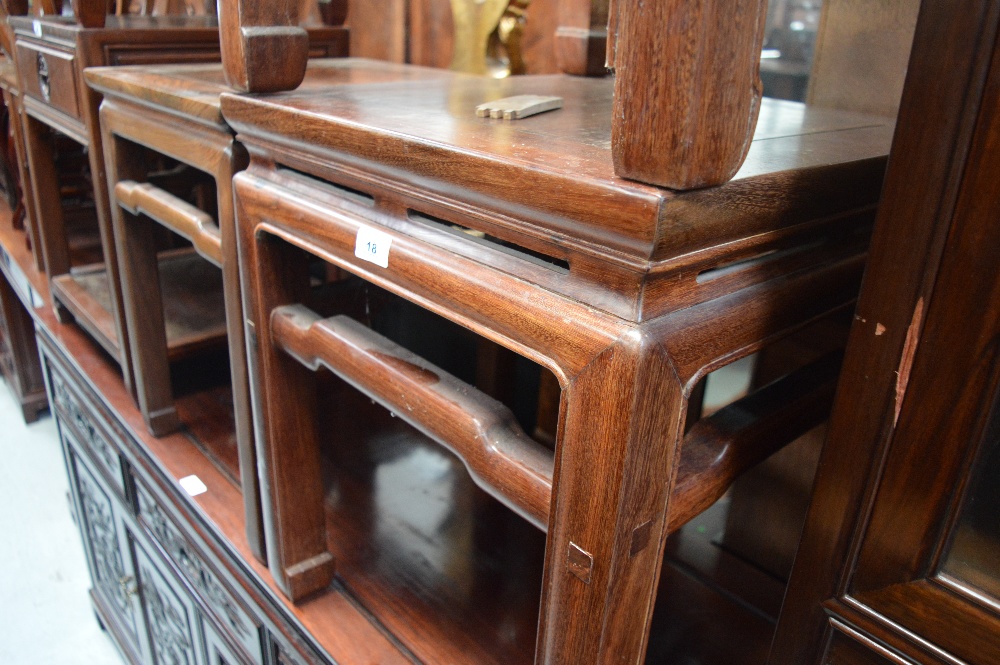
[
  {"x1": 86, "y1": 58, "x2": 455, "y2": 565},
  {"x1": 10, "y1": 13, "x2": 346, "y2": 407},
  {"x1": 222, "y1": 69, "x2": 895, "y2": 665}
]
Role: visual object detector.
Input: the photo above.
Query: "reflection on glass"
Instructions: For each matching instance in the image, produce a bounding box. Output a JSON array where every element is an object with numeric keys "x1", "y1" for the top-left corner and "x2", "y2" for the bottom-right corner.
[
  {"x1": 942, "y1": 402, "x2": 1000, "y2": 600},
  {"x1": 760, "y1": 0, "x2": 823, "y2": 101}
]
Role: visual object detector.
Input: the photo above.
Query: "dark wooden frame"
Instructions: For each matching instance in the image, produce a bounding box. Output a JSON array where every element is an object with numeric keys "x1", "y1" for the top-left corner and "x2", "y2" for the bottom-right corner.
[{"x1": 771, "y1": 0, "x2": 1000, "y2": 662}]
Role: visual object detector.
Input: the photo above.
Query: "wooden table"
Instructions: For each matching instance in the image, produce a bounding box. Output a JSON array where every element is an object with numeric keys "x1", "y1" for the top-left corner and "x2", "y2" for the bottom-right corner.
[
  {"x1": 10, "y1": 14, "x2": 346, "y2": 403},
  {"x1": 222, "y1": 70, "x2": 895, "y2": 665},
  {"x1": 87, "y1": 59, "x2": 459, "y2": 564}
]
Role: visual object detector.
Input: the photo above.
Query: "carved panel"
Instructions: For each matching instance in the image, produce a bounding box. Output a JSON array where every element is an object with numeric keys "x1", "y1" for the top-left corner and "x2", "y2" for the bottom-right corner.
[
  {"x1": 51, "y1": 370, "x2": 125, "y2": 495},
  {"x1": 201, "y1": 615, "x2": 245, "y2": 665},
  {"x1": 136, "y1": 483, "x2": 261, "y2": 662},
  {"x1": 71, "y1": 449, "x2": 141, "y2": 647},
  {"x1": 135, "y1": 540, "x2": 199, "y2": 665}
]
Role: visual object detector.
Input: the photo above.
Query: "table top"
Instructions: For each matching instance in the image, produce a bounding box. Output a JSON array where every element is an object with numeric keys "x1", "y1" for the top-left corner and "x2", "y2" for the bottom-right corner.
[
  {"x1": 86, "y1": 59, "x2": 457, "y2": 129},
  {"x1": 219, "y1": 63, "x2": 895, "y2": 263}
]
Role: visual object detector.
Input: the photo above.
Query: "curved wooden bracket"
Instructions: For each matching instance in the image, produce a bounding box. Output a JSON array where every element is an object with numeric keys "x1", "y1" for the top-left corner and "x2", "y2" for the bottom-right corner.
[
  {"x1": 667, "y1": 351, "x2": 843, "y2": 532},
  {"x1": 219, "y1": 0, "x2": 309, "y2": 92},
  {"x1": 115, "y1": 180, "x2": 223, "y2": 265},
  {"x1": 271, "y1": 304, "x2": 556, "y2": 530}
]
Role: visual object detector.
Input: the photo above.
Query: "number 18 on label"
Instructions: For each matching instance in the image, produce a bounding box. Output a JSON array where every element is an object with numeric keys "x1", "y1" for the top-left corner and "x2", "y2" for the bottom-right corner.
[{"x1": 354, "y1": 225, "x2": 393, "y2": 269}]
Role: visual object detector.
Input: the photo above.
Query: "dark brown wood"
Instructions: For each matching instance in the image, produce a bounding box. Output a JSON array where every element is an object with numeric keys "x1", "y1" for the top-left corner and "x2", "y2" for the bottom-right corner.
[
  {"x1": 219, "y1": 0, "x2": 308, "y2": 92},
  {"x1": 771, "y1": 0, "x2": 1000, "y2": 663},
  {"x1": 0, "y1": 60, "x2": 44, "y2": 273},
  {"x1": 12, "y1": 15, "x2": 226, "y2": 401},
  {"x1": 667, "y1": 351, "x2": 840, "y2": 531},
  {"x1": 32, "y1": 277, "x2": 416, "y2": 665},
  {"x1": 611, "y1": 0, "x2": 769, "y2": 189},
  {"x1": 116, "y1": 180, "x2": 222, "y2": 263},
  {"x1": 221, "y1": 73, "x2": 892, "y2": 322},
  {"x1": 72, "y1": 0, "x2": 112, "y2": 27},
  {"x1": 87, "y1": 58, "x2": 397, "y2": 569},
  {"x1": 225, "y1": 64, "x2": 888, "y2": 664}
]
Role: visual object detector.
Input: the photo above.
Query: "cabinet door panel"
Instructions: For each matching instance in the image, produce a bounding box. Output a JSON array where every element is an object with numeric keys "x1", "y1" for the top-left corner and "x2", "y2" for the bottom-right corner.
[
  {"x1": 133, "y1": 537, "x2": 204, "y2": 665},
  {"x1": 202, "y1": 616, "x2": 251, "y2": 665},
  {"x1": 67, "y1": 438, "x2": 145, "y2": 656}
]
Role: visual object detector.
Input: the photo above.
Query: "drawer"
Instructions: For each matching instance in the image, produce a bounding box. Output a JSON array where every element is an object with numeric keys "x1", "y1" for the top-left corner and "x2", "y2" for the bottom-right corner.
[
  {"x1": 135, "y1": 481, "x2": 264, "y2": 665},
  {"x1": 16, "y1": 42, "x2": 80, "y2": 120},
  {"x1": 48, "y1": 364, "x2": 127, "y2": 497}
]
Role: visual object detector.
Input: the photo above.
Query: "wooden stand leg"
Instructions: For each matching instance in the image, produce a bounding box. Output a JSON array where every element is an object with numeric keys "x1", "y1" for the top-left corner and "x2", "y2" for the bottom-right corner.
[
  {"x1": 115, "y1": 206, "x2": 179, "y2": 436},
  {"x1": 216, "y1": 146, "x2": 266, "y2": 564},
  {"x1": 22, "y1": 115, "x2": 70, "y2": 318},
  {"x1": 239, "y1": 188, "x2": 334, "y2": 600},
  {"x1": 540, "y1": 334, "x2": 684, "y2": 664}
]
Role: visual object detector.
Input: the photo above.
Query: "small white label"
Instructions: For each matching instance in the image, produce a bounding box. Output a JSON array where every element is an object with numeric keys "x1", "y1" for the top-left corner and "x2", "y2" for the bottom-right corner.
[
  {"x1": 354, "y1": 225, "x2": 392, "y2": 269},
  {"x1": 32, "y1": 20, "x2": 42, "y2": 37},
  {"x1": 179, "y1": 475, "x2": 208, "y2": 497}
]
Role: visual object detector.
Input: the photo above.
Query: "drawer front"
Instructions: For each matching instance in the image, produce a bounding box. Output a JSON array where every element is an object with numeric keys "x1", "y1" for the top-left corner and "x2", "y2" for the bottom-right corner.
[
  {"x1": 103, "y1": 45, "x2": 220, "y2": 67},
  {"x1": 49, "y1": 364, "x2": 127, "y2": 497},
  {"x1": 16, "y1": 42, "x2": 80, "y2": 119},
  {"x1": 136, "y1": 481, "x2": 264, "y2": 665}
]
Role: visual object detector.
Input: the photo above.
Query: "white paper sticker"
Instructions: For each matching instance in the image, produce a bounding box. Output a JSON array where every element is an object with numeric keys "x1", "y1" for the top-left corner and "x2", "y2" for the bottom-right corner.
[
  {"x1": 32, "y1": 20, "x2": 42, "y2": 37},
  {"x1": 354, "y1": 225, "x2": 392, "y2": 269},
  {"x1": 179, "y1": 475, "x2": 208, "y2": 497}
]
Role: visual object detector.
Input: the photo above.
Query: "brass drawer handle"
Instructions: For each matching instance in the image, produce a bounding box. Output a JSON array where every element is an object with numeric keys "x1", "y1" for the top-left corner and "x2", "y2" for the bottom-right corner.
[
  {"x1": 118, "y1": 575, "x2": 140, "y2": 604},
  {"x1": 36, "y1": 51, "x2": 50, "y2": 102}
]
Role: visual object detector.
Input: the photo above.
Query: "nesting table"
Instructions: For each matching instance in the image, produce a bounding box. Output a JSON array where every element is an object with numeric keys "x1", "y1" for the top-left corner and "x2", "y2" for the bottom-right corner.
[{"x1": 221, "y1": 70, "x2": 894, "y2": 665}]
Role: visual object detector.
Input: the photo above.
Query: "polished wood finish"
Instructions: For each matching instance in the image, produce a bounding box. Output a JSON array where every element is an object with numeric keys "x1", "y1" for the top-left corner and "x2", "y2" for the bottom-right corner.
[
  {"x1": 12, "y1": 15, "x2": 224, "y2": 394},
  {"x1": 772, "y1": 0, "x2": 1000, "y2": 662},
  {"x1": 0, "y1": 58, "x2": 44, "y2": 273},
  {"x1": 87, "y1": 58, "x2": 401, "y2": 564},
  {"x1": 225, "y1": 65, "x2": 891, "y2": 664},
  {"x1": 222, "y1": 74, "x2": 891, "y2": 322},
  {"x1": 219, "y1": 0, "x2": 310, "y2": 92},
  {"x1": 611, "y1": 0, "x2": 769, "y2": 189}
]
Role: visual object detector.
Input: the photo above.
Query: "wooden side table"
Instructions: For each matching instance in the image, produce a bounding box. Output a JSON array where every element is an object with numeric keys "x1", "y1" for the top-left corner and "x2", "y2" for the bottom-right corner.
[
  {"x1": 88, "y1": 59, "x2": 454, "y2": 564},
  {"x1": 222, "y1": 72, "x2": 895, "y2": 664},
  {"x1": 11, "y1": 13, "x2": 347, "y2": 400}
]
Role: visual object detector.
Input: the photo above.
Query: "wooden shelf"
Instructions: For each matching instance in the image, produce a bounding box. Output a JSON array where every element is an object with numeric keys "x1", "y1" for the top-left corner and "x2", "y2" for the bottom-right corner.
[
  {"x1": 318, "y1": 370, "x2": 545, "y2": 665},
  {"x1": 646, "y1": 499, "x2": 785, "y2": 665},
  {"x1": 51, "y1": 248, "x2": 228, "y2": 361}
]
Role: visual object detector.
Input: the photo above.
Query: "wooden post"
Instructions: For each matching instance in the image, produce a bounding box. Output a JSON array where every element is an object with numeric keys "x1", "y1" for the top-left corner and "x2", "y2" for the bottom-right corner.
[
  {"x1": 71, "y1": 0, "x2": 111, "y2": 27},
  {"x1": 219, "y1": 0, "x2": 309, "y2": 92},
  {"x1": 611, "y1": 0, "x2": 769, "y2": 190}
]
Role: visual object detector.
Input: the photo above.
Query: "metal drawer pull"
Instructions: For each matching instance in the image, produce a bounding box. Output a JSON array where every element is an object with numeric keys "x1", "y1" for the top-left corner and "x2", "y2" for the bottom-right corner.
[
  {"x1": 271, "y1": 304, "x2": 555, "y2": 530},
  {"x1": 119, "y1": 575, "x2": 140, "y2": 604},
  {"x1": 115, "y1": 180, "x2": 223, "y2": 265}
]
